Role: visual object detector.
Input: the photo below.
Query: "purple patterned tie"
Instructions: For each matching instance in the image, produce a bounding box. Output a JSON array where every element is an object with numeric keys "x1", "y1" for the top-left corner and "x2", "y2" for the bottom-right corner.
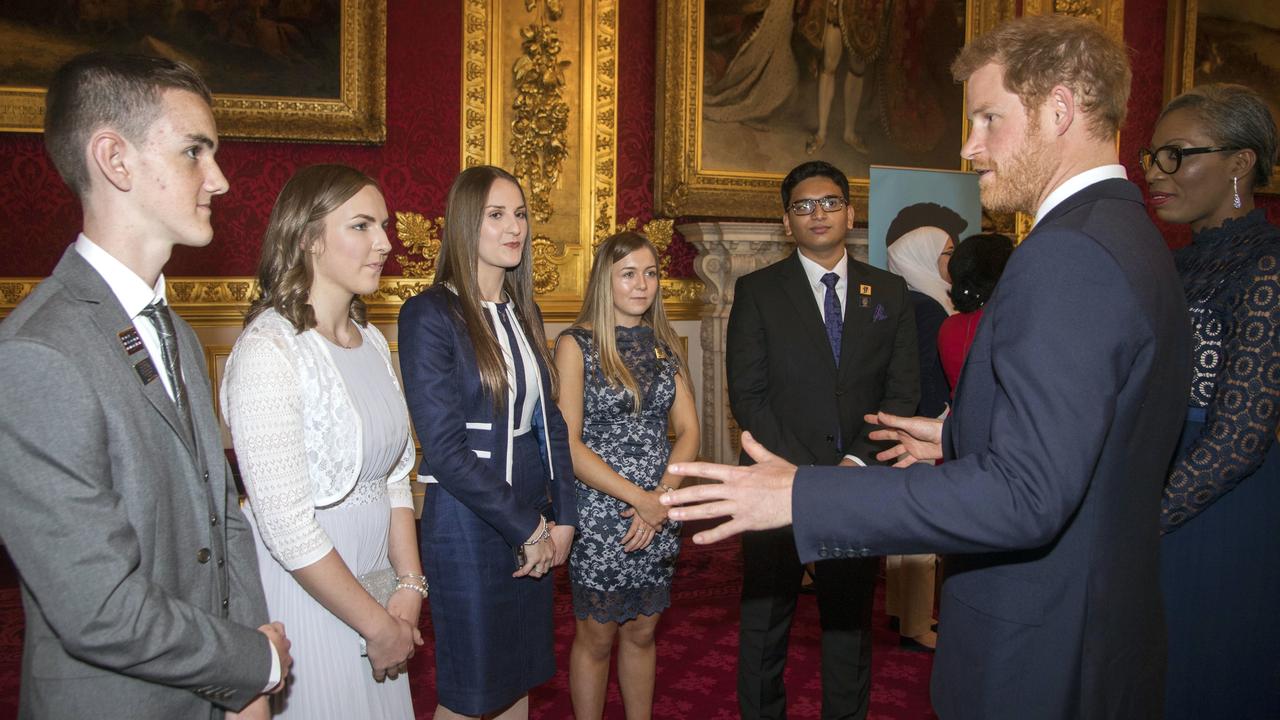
[{"x1": 820, "y1": 272, "x2": 842, "y2": 366}]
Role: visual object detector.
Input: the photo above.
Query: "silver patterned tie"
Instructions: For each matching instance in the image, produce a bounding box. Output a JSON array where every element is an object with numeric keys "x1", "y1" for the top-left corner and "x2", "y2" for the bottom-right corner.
[{"x1": 138, "y1": 299, "x2": 192, "y2": 433}]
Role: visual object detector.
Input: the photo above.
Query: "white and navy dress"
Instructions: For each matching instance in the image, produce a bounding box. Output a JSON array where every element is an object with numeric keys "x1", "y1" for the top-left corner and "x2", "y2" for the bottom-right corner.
[
  {"x1": 398, "y1": 285, "x2": 577, "y2": 716},
  {"x1": 561, "y1": 326, "x2": 682, "y2": 623}
]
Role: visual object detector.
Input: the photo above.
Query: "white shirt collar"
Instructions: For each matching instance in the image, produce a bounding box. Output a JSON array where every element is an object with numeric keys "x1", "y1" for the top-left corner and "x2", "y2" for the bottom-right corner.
[
  {"x1": 74, "y1": 233, "x2": 167, "y2": 318},
  {"x1": 796, "y1": 248, "x2": 848, "y2": 289},
  {"x1": 1033, "y1": 164, "x2": 1128, "y2": 227}
]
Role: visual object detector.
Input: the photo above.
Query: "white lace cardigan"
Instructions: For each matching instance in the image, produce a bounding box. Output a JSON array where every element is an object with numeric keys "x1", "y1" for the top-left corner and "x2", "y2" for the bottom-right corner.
[{"x1": 220, "y1": 309, "x2": 416, "y2": 571}]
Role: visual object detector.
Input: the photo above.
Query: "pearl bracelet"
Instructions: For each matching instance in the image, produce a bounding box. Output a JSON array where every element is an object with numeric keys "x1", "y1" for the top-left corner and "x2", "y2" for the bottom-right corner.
[{"x1": 394, "y1": 573, "x2": 429, "y2": 599}]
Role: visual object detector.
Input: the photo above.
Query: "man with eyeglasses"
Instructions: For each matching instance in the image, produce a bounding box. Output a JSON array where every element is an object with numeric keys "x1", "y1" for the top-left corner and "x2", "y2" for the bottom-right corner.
[
  {"x1": 725, "y1": 160, "x2": 920, "y2": 720},
  {"x1": 664, "y1": 15, "x2": 1193, "y2": 720}
]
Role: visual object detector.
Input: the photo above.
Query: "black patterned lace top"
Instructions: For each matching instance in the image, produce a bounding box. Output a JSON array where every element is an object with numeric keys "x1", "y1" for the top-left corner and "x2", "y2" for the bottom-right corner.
[{"x1": 1163, "y1": 209, "x2": 1280, "y2": 531}]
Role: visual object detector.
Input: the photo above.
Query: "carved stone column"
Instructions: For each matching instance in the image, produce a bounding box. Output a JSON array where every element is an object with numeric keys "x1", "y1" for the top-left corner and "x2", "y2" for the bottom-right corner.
[{"x1": 684, "y1": 221, "x2": 868, "y2": 463}]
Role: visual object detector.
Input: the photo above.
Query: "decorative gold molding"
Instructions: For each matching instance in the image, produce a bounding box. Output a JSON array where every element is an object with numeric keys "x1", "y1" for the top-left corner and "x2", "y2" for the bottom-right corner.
[
  {"x1": 461, "y1": 1, "x2": 619, "y2": 300},
  {"x1": 395, "y1": 212, "x2": 444, "y2": 280},
  {"x1": 510, "y1": 1, "x2": 573, "y2": 223},
  {"x1": 0, "y1": 0, "x2": 386, "y2": 142},
  {"x1": 1022, "y1": 0, "x2": 1124, "y2": 38},
  {"x1": 0, "y1": 276, "x2": 704, "y2": 326}
]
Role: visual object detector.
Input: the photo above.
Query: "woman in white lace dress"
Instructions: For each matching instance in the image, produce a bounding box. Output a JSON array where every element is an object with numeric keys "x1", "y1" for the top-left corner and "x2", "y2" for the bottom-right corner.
[{"x1": 221, "y1": 165, "x2": 425, "y2": 718}]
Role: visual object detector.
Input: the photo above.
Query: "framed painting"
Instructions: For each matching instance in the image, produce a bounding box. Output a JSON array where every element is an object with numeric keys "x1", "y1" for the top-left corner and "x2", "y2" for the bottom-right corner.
[
  {"x1": 1165, "y1": 0, "x2": 1279, "y2": 190},
  {"x1": 0, "y1": 0, "x2": 385, "y2": 142},
  {"x1": 656, "y1": 0, "x2": 979, "y2": 219}
]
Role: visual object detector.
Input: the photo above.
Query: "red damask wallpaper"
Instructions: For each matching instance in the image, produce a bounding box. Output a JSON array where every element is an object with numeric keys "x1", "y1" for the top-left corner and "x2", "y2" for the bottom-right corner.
[{"x1": 0, "y1": 0, "x2": 1274, "y2": 279}]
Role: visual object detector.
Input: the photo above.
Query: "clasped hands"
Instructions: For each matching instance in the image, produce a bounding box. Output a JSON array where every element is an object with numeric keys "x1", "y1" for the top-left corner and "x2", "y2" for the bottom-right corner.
[
  {"x1": 514, "y1": 519, "x2": 574, "y2": 579},
  {"x1": 620, "y1": 486, "x2": 671, "y2": 553},
  {"x1": 659, "y1": 412, "x2": 943, "y2": 545}
]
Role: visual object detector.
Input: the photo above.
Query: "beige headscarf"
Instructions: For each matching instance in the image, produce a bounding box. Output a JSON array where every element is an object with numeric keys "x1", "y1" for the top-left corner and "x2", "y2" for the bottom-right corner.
[{"x1": 887, "y1": 226, "x2": 955, "y2": 315}]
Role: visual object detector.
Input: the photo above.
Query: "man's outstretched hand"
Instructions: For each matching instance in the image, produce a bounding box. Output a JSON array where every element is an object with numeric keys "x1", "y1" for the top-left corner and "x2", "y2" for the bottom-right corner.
[
  {"x1": 660, "y1": 432, "x2": 798, "y2": 544},
  {"x1": 865, "y1": 412, "x2": 943, "y2": 467}
]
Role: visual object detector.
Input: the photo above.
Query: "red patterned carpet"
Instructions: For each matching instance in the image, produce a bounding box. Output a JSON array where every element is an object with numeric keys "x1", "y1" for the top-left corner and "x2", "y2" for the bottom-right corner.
[{"x1": 0, "y1": 539, "x2": 937, "y2": 719}]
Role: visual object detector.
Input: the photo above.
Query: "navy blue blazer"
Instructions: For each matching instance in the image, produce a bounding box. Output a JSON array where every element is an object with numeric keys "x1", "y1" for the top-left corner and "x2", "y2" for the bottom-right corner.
[
  {"x1": 792, "y1": 179, "x2": 1191, "y2": 719},
  {"x1": 399, "y1": 285, "x2": 577, "y2": 547}
]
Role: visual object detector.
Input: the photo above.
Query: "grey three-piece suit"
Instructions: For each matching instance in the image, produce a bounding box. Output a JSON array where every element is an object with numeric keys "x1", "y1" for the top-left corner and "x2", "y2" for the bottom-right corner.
[{"x1": 0, "y1": 246, "x2": 272, "y2": 719}]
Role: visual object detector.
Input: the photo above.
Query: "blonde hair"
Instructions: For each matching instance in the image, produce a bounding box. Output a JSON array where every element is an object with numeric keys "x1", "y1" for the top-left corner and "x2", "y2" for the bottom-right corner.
[
  {"x1": 246, "y1": 164, "x2": 376, "y2": 331},
  {"x1": 951, "y1": 14, "x2": 1131, "y2": 141},
  {"x1": 575, "y1": 231, "x2": 687, "y2": 414},
  {"x1": 435, "y1": 166, "x2": 555, "y2": 404}
]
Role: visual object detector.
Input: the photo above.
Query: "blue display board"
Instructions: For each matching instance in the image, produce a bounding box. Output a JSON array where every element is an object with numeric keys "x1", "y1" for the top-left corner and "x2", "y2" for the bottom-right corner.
[{"x1": 867, "y1": 166, "x2": 982, "y2": 270}]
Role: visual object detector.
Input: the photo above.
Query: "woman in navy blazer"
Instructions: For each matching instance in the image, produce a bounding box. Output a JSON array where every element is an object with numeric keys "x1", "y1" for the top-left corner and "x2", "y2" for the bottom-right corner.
[{"x1": 398, "y1": 166, "x2": 577, "y2": 720}]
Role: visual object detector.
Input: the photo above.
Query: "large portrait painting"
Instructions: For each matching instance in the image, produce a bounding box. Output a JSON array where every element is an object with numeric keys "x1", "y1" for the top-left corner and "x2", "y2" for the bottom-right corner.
[
  {"x1": 657, "y1": 0, "x2": 970, "y2": 219},
  {"x1": 1166, "y1": 0, "x2": 1279, "y2": 190},
  {"x1": 0, "y1": 0, "x2": 385, "y2": 142}
]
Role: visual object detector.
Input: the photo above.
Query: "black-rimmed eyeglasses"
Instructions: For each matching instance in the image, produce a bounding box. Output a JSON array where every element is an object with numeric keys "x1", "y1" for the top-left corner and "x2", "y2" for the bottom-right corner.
[
  {"x1": 1138, "y1": 144, "x2": 1240, "y2": 174},
  {"x1": 787, "y1": 195, "x2": 848, "y2": 215}
]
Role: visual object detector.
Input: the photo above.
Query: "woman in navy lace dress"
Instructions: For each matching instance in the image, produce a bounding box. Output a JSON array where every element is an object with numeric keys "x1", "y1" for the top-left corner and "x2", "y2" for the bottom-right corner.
[
  {"x1": 1143, "y1": 83, "x2": 1279, "y2": 719},
  {"x1": 554, "y1": 232, "x2": 700, "y2": 720}
]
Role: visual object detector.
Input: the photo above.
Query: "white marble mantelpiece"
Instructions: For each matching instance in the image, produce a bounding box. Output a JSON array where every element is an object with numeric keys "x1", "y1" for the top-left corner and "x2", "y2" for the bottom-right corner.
[{"x1": 683, "y1": 221, "x2": 868, "y2": 463}]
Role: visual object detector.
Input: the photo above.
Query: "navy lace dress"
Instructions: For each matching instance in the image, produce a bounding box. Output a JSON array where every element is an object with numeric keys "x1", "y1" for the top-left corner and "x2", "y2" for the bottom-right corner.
[
  {"x1": 1161, "y1": 209, "x2": 1280, "y2": 719},
  {"x1": 562, "y1": 326, "x2": 682, "y2": 623}
]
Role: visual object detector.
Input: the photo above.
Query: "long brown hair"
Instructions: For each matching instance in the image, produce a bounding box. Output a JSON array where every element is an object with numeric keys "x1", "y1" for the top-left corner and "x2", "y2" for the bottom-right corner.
[
  {"x1": 435, "y1": 166, "x2": 554, "y2": 403},
  {"x1": 575, "y1": 231, "x2": 688, "y2": 413},
  {"x1": 245, "y1": 164, "x2": 378, "y2": 331}
]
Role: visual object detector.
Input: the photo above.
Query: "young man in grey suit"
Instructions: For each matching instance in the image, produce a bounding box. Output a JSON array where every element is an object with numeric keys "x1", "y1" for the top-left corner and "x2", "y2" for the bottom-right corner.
[
  {"x1": 664, "y1": 15, "x2": 1191, "y2": 720},
  {"x1": 0, "y1": 53, "x2": 291, "y2": 719},
  {"x1": 728, "y1": 161, "x2": 919, "y2": 720}
]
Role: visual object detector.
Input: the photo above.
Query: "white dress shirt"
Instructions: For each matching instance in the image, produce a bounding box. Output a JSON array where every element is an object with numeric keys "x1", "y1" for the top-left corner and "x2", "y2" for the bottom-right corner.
[
  {"x1": 795, "y1": 248, "x2": 866, "y2": 466},
  {"x1": 1033, "y1": 164, "x2": 1128, "y2": 228},
  {"x1": 75, "y1": 234, "x2": 177, "y2": 401},
  {"x1": 796, "y1": 248, "x2": 849, "y2": 321},
  {"x1": 74, "y1": 234, "x2": 281, "y2": 691}
]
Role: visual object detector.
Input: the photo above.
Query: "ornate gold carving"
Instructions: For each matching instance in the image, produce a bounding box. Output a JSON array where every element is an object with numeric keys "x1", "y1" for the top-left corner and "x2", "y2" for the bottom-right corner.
[
  {"x1": 395, "y1": 211, "x2": 445, "y2": 280},
  {"x1": 1021, "y1": 0, "x2": 1123, "y2": 38},
  {"x1": 1, "y1": 0, "x2": 387, "y2": 141},
  {"x1": 510, "y1": 1, "x2": 572, "y2": 223},
  {"x1": 589, "y1": 3, "x2": 620, "y2": 247},
  {"x1": 461, "y1": 0, "x2": 494, "y2": 169},
  {"x1": 530, "y1": 234, "x2": 567, "y2": 294},
  {"x1": 0, "y1": 280, "x2": 41, "y2": 307},
  {"x1": 1053, "y1": 0, "x2": 1102, "y2": 20}
]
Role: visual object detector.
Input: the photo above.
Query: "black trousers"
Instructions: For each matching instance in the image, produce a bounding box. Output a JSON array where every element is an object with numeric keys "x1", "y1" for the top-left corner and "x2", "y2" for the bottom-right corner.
[{"x1": 738, "y1": 527, "x2": 877, "y2": 720}]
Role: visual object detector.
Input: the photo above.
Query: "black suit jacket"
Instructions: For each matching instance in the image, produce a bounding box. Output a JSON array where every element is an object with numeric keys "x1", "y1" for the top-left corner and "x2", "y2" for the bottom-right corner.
[
  {"x1": 727, "y1": 251, "x2": 920, "y2": 467},
  {"x1": 792, "y1": 179, "x2": 1192, "y2": 719}
]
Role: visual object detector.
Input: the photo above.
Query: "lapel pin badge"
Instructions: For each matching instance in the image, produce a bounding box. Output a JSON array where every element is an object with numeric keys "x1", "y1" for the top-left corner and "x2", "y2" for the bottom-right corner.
[
  {"x1": 859, "y1": 284, "x2": 872, "y2": 296},
  {"x1": 118, "y1": 327, "x2": 144, "y2": 355}
]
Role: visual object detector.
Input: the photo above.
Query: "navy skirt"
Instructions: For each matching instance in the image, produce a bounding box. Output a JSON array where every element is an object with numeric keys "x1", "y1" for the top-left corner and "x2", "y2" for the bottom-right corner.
[
  {"x1": 421, "y1": 433, "x2": 555, "y2": 715},
  {"x1": 1161, "y1": 408, "x2": 1280, "y2": 719}
]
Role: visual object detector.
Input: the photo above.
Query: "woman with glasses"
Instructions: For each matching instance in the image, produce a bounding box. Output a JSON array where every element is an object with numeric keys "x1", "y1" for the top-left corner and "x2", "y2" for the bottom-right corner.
[{"x1": 1143, "y1": 83, "x2": 1279, "y2": 720}]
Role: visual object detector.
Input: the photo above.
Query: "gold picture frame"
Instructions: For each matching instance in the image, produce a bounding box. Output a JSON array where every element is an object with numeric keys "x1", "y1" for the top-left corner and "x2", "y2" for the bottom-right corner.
[
  {"x1": 0, "y1": 0, "x2": 386, "y2": 143},
  {"x1": 1163, "y1": 0, "x2": 1279, "y2": 191},
  {"x1": 655, "y1": 0, "x2": 986, "y2": 220}
]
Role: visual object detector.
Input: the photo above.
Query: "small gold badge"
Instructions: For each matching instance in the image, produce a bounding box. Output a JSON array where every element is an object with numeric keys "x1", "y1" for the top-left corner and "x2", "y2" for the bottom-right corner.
[{"x1": 859, "y1": 284, "x2": 872, "y2": 296}]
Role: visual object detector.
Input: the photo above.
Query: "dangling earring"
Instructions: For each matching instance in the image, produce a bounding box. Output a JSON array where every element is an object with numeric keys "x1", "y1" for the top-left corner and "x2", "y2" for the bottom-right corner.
[{"x1": 1232, "y1": 176, "x2": 1243, "y2": 209}]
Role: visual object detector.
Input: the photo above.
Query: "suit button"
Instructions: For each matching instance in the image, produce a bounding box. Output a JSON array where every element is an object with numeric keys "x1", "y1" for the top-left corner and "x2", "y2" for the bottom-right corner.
[
  {"x1": 203, "y1": 472, "x2": 209, "y2": 483},
  {"x1": 196, "y1": 548, "x2": 211, "y2": 564},
  {"x1": 222, "y1": 598, "x2": 229, "y2": 610},
  {"x1": 818, "y1": 547, "x2": 829, "y2": 559},
  {"x1": 217, "y1": 558, "x2": 225, "y2": 568},
  {"x1": 835, "y1": 390, "x2": 844, "y2": 396},
  {"x1": 210, "y1": 514, "x2": 219, "y2": 526},
  {"x1": 825, "y1": 434, "x2": 834, "y2": 443}
]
